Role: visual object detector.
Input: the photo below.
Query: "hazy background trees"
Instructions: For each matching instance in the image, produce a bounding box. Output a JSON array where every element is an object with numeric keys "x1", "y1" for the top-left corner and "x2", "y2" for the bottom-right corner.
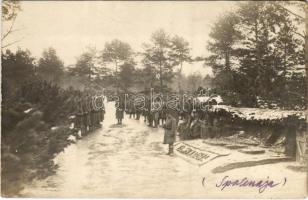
[{"x1": 1, "y1": 1, "x2": 305, "y2": 108}]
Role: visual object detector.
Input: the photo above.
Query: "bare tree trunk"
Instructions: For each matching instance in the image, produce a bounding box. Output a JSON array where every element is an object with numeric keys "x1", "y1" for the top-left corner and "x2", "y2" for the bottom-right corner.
[
  {"x1": 159, "y1": 61, "x2": 163, "y2": 93},
  {"x1": 178, "y1": 61, "x2": 183, "y2": 94},
  {"x1": 254, "y1": 17, "x2": 262, "y2": 107},
  {"x1": 115, "y1": 61, "x2": 118, "y2": 94}
]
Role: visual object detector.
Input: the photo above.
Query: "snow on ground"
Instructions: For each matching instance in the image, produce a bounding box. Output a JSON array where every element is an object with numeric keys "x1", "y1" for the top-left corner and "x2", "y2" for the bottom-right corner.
[
  {"x1": 21, "y1": 102, "x2": 307, "y2": 198},
  {"x1": 24, "y1": 108, "x2": 33, "y2": 114},
  {"x1": 197, "y1": 95, "x2": 223, "y2": 104},
  {"x1": 211, "y1": 105, "x2": 305, "y2": 120}
]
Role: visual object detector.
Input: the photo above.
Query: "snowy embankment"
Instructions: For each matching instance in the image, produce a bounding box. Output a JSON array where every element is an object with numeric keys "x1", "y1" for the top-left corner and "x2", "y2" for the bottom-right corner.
[{"x1": 210, "y1": 105, "x2": 305, "y2": 120}]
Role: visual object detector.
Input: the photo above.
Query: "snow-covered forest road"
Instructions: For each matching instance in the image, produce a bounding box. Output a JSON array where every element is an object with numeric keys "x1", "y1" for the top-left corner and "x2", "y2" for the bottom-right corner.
[{"x1": 21, "y1": 102, "x2": 307, "y2": 198}]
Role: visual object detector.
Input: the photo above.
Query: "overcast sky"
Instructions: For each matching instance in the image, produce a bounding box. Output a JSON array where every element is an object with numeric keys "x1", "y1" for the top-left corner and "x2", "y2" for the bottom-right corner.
[{"x1": 4, "y1": 1, "x2": 238, "y2": 76}]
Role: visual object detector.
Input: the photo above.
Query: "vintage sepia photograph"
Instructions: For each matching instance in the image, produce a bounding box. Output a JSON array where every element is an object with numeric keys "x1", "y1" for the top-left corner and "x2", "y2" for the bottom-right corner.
[{"x1": 1, "y1": 0, "x2": 308, "y2": 198}]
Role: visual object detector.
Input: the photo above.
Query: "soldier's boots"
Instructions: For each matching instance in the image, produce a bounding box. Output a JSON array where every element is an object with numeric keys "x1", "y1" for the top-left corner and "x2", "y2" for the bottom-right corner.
[{"x1": 167, "y1": 145, "x2": 174, "y2": 156}]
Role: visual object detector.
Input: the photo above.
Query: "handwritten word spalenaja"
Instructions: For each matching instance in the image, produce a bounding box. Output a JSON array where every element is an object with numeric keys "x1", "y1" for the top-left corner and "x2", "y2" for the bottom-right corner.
[{"x1": 215, "y1": 175, "x2": 286, "y2": 193}]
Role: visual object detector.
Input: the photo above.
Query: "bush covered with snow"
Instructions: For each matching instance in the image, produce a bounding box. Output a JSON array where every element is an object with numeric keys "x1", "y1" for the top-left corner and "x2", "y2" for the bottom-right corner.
[
  {"x1": 209, "y1": 105, "x2": 305, "y2": 122},
  {"x1": 1, "y1": 79, "x2": 78, "y2": 196}
]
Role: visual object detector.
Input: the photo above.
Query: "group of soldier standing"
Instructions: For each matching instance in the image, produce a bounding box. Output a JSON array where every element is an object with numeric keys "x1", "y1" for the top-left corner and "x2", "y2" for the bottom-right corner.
[
  {"x1": 126, "y1": 105, "x2": 168, "y2": 127},
  {"x1": 118, "y1": 95, "x2": 171, "y2": 127},
  {"x1": 117, "y1": 95, "x2": 180, "y2": 155},
  {"x1": 74, "y1": 94, "x2": 106, "y2": 136},
  {"x1": 120, "y1": 94, "x2": 220, "y2": 155},
  {"x1": 71, "y1": 92, "x2": 203, "y2": 156}
]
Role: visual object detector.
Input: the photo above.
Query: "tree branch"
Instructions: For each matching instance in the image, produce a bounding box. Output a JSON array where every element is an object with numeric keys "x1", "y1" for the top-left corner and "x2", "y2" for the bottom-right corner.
[
  {"x1": 2, "y1": 15, "x2": 17, "y2": 41},
  {"x1": 276, "y1": 3, "x2": 304, "y2": 20},
  {"x1": 2, "y1": 36, "x2": 25, "y2": 49},
  {"x1": 291, "y1": 29, "x2": 306, "y2": 39}
]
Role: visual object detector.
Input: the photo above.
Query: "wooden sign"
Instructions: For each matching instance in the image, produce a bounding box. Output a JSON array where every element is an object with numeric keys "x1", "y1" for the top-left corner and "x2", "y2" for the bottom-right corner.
[{"x1": 174, "y1": 142, "x2": 227, "y2": 166}]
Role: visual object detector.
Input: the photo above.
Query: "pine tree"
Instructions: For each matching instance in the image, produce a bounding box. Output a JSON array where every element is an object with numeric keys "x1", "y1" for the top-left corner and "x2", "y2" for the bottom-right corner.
[
  {"x1": 169, "y1": 35, "x2": 191, "y2": 93},
  {"x1": 142, "y1": 29, "x2": 175, "y2": 93},
  {"x1": 37, "y1": 47, "x2": 64, "y2": 84}
]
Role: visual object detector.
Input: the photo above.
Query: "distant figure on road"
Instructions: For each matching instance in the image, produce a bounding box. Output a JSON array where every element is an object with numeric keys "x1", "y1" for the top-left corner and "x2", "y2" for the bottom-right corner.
[
  {"x1": 116, "y1": 103, "x2": 124, "y2": 125},
  {"x1": 163, "y1": 112, "x2": 177, "y2": 155}
]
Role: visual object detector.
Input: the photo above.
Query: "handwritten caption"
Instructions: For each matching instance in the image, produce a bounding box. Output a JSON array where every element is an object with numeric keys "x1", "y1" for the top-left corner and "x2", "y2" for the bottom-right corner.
[{"x1": 202, "y1": 176, "x2": 287, "y2": 193}]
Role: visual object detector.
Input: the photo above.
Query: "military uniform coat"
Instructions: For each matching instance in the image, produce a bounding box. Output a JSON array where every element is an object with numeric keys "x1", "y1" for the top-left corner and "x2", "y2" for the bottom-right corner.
[
  {"x1": 116, "y1": 108, "x2": 124, "y2": 119},
  {"x1": 163, "y1": 117, "x2": 177, "y2": 144}
]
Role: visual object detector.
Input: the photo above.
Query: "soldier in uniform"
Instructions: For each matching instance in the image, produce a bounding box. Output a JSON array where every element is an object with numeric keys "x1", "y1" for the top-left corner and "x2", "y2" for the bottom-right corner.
[
  {"x1": 82, "y1": 95, "x2": 90, "y2": 133},
  {"x1": 116, "y1": 100, "x2": 124, "y2": 125},
  {"x1": 143, "y1": 107, "x2": 148, "y2": 123},
  {"x1": 100, "y1": 103, "x2": 105, "y2": 124},
  {"x1": 153, "y1": 110, "x2": 159, "y2": 128},
  {"x1": 81, "y1": 95, "x2": 89, "y2": 134},
  {"x1": 159, "y1": 104, "x2": 167, "y2": 125},
  {"x1": 93, "y1": 95, "x2": 102, "y2": 128},
  {"x1": 99, "y1": 96, "x2": 105, "y2": 125},
  {"x1": 163, "y1": 112, "x2": 178, "y2": 155},
  {"x1": 135, "y1": 108, "x2": 141, "y2": 120},
  {"x1": 128, "y1": 99, "x2": 135, "y2": 119},
  {"x1": 74, "y1": 95, "x2": 85, "y2": 137},
  {"x1": 88, "y1": 95, "x2": 96, "y2": 130},
  {"x1": 190, "y1": 111, "x2": 202, "y2": 139},
  {"x1": 148, "y1": 109, "x2": 153, "y2": 127},
  {"x1": 134, "y1": 96, "x2": 142, "y2": 120},
  {"x1": 94, "y1": 95, "x2": 105, "y2": 126},
  {"x1": 85, "y1": 95, "x2": 94, "y2": 131}
]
